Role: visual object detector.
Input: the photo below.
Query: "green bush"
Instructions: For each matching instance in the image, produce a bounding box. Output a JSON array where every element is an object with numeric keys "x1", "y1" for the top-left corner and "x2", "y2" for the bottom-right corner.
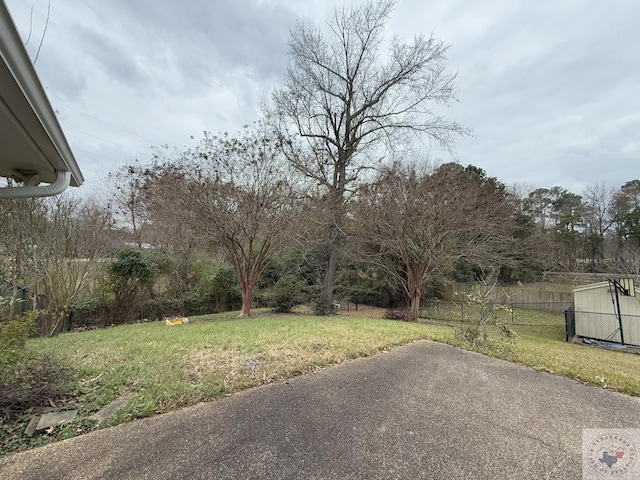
[
  {"x1": 271, "y1": 276, "x2": 306, "y2": 313},
  {"x1": 207, "y1": 266, "x2": 242, "y2": 313},
  {"x1": 141, "y1": 297, "x2": 181, "y2": 320},
  {"x1": 70, "y1": 296, "x2": 112, "y2": 329},
  {"x1": 141, "y1": 265, "x2": 243, "y2": 318},
  {"x1": 497, "y1": 322, "x2": 519, "y2": 343},
  {"x1": 313, "y1": 298, "x2": 338, "y2": 316},
  {"x1": 0, "y1": 313, "x2": 34, "y2": 376},
  {"x1": 107, "y1": 248, "x2": 160, "y2": 323},
  {"x1": 71, "y1": 262, "x2": 244, "y2": 326},
  {"x1": 455, "y1": 324, "x2": 482, "y2": 344}
]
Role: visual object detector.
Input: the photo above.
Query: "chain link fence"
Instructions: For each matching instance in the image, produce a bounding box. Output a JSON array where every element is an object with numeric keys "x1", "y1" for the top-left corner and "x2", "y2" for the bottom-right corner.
[
  {"x1": 419, "y1": 301, "x2": 568, "y2": 324},
  {"x1": 568, "y1": 309, "x2": 640, "y2": 347}
]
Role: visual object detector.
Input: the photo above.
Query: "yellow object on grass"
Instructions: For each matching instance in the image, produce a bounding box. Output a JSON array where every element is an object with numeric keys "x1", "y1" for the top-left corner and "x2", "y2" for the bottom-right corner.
[{"x1": 165, "y1": 317, "x2": 189, "y2": 326}]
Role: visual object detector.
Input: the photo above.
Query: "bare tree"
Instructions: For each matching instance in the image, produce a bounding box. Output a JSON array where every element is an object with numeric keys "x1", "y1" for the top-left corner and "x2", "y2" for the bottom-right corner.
[
  {"x1": 268, "y1": 0, "x2": 469, "y2": 302},
  {"x1": 0, "y1": 195, "x2": 112, "y2": 335},
  {"x1": 134, "y1": 156, "x2": 218, "y2": 307},
  {"x1": 40, "y1": 197, "x2": 112, "y2": 335},
  {"x1": 23, "y1": 0, "x2": 51, "y2": 65},
  {"x1": 582, "y1": 182, "x2": 615, "y2": 266},
  {"x1": 353, "y1": 162, "x2": 513, "y2": 319},
  {"x1": 611, "y1": 180, "x2": 640, "y2": 243},
  {"x1": 582, "y1": 183, "x2": 615, "y2": 236},
  {"x1": 109, "y1": 164, "x2": 150, "y2": 248},
  {"x1": 149, "y1": 126, "x2": 298, "y2": 317},
  {"x1": 614, "y1": 243, "x2": 640, "y2": 275},
  {"x1": 0, "y1": 197, "x2": 48, "y2": 318}
]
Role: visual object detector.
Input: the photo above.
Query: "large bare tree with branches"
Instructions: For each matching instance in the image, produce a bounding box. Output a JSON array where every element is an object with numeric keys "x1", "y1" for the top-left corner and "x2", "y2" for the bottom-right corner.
[
  {"x1": 268, "y1": 0, "x2": 469, "y2": 302},
  {"x1": 109, "y1": 164, "x2": 151, "y2": 249},
  {"x1": 0, "y1": 195, "x2": 112, "y2": 335},
  {"x1": 353, "y1": 162, "x2": 514, "y2": 319},
  {"x1": 147, "y1": 127, "x2": 298, "y2": 317},
  {"x1": 37, "y1": 196, "x2": 112, "y2": 335}
]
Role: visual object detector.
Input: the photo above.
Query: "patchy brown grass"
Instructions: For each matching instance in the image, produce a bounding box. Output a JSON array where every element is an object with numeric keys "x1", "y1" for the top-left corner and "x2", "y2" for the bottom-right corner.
[
  {"x1": 292, "y1": 303, "x2": 387, "y2": 318},
  {"x1": 0, "y1": 314, "x2": 430, "y2": 457}
]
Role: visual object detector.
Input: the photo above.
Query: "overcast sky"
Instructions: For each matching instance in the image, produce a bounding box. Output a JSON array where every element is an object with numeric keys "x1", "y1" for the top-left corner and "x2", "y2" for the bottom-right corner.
[{"x1": 5, "y1": 0, "x2": 640, "y2": 197}]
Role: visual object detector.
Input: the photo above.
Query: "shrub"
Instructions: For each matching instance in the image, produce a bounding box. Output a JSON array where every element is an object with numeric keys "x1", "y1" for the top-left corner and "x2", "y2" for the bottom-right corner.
[
  {"x1": 141, "y1": 297, "x2": 181, "y2": 321},
  {"x1": 272, "y1": 294, "x2": 294, "y2": 314},
  {"x1": 271, "y1": 276, "x2": 306, "y2": 313},
  {"x1": 70, "y1": 262, "x2": 245, "y2": 327},
  {"x1": 383, "y1": 309, "x2": 416, "y2": 322},
  {"x1": 107, "y1": 248, "x2": 160, "y2": 323},
  {"x1": 206, "y1": 265, "x2": 242, "y2": 313},
  {"x1": 69, "y1": 296, "x2": 112, "y2": 329},
  {"x1": 497, "y1": 322, "x2": 519, "y2": 343},
  {"x1": 455, "y1": 324, "x2": 481, "y2": 344},
  {"x1": 0, "y1": 313, "x2": 35, "y2": 376},
  {"x1": 313, "y1": 298, "x2": 338, "y2": 316},
  {"x1": 454, "y1": 322, "x2": 519, "y2": 354}
]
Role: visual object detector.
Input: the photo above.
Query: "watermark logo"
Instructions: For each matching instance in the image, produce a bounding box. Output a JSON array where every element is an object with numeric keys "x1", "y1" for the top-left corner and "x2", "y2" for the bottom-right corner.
[{"x1": 583, "y1": 429, "x2": 639, "y2": 479}]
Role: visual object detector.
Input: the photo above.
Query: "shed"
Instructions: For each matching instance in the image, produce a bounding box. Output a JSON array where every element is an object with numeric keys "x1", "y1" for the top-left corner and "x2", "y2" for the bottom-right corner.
[{"x1": 572, "y1": 280, "x2": 640, "y2": 346}]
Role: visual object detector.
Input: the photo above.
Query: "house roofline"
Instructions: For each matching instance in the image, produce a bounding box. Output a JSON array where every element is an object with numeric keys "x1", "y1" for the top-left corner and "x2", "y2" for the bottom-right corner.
[{"x1": 0, "y1": 1, "x2": 83, "y2": 198}]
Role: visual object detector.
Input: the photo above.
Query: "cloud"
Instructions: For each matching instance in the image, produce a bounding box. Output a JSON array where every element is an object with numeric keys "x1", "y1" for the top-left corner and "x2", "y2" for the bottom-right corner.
[
  {"x1": 88, "y1": 0, "x2": 294, "y2": 84},
  {"x1": 71, "y1": 24, "x2": 150, "y2": 89},
  {"x1": 4, "y1": 0, "x2": 640, "y2": 197}
]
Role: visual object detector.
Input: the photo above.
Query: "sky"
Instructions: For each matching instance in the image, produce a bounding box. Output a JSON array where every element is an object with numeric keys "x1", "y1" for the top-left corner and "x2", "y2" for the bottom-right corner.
[{"x1": 5, "y1": 0, "x2": 640, "y2": 198}]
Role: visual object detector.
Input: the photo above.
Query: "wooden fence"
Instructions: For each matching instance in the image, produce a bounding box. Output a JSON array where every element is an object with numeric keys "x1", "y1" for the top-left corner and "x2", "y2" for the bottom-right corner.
[
  {"x1": 441, "y1": 283, "x2": 574, "y2": 313},
  {"x1": 542, "y1": 272, "x2": 640, "y2": 286}
]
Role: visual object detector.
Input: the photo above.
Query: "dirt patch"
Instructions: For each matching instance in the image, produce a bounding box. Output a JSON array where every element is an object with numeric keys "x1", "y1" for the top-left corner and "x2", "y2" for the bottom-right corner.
[
  {"x1": 184, "y1": 343, "x2": 343, "y2": 389},
  {"x1": 338, "y1": 305, "x2": 386, "y2": 318},
  {"x1": 292, "y1": 304, "x2": 387, "y2": 318},
  {"x1": 185, "y1": 349, "x2": 244, "y2": 382},
  {"x1": 185, "y1": 348, "x2": 280, "y2": 387}
]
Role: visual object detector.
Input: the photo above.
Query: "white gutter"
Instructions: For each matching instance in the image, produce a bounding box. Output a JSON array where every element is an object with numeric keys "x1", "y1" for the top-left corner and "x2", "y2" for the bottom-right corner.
[
  {"x1": 0, "y1": 1, "x2": 83, "y2": 198},
  {"x1": 0, "y1": 170, "x2": 70, "y2": 198}
]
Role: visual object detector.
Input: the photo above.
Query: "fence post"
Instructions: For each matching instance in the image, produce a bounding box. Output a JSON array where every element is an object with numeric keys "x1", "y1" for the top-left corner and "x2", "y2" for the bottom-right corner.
[
  {"x1": 461, "y1": 303, "x2": 464, "y2": 323},
  {"x1": 511, "y1": 302, "x2": 514, "y2": 324},
  {"x1": 564, "y1": 305, "x2": 575, "y2": 342}
]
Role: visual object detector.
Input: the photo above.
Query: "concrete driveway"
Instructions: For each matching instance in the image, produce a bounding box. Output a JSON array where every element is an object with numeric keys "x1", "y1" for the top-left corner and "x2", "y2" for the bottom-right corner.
[{"x1": 1, "y1": 341, "x2": 639, "y2": 479}]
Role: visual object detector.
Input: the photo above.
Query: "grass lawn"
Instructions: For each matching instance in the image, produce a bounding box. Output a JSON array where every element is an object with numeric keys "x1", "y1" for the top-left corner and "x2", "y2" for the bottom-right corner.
[
  {"x1": 419, "y1": 306, "x2": 640, "y2": 397},
  {"x1": 2, "y1": 306, "x2": 639, "y2": 457},
  {"x1": 1, "y1": 313, "x2": 431, "y2": 456}
]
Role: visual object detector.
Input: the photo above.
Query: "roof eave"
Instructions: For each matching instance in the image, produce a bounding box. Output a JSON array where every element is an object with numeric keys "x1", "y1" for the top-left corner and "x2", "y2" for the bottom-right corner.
[{"x1": 0, "y1": 1, "x2": 83, "y2": 190}]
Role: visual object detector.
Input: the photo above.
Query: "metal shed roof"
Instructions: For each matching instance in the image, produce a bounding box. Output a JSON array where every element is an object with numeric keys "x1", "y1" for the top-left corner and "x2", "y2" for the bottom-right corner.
[
  {"x1": 573, "y1": 280, "x2": 639, "y2": 297},
  {"x1": 0, "y1": 1, "x2": 83, "y2": 198},
  {"x1": 572, "y1": 282, "x2": 610, "y2": 294}
]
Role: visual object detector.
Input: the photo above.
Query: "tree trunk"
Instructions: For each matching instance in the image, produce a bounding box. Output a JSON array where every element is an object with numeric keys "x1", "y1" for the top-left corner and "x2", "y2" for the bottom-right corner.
[
  {"x1": 239, "y1": 283, "x2": 252, "y2": 317},
  {"x1": 9, "y1": 248, "x2": 21, "y2": 319},
  {"x1": 324, "y1": 177, "x2": 346, "y2": 302},
  {"x1": 409, "y1": 291, "x2": 421, "y2": 321},
  {"x1": 406, "y1": 264, "x2": 425, "y2": 321},
  {"x1": 9, "y1": 281, "x2": 18, "y2": 319},
  {"x1": 46, "y1": 308, "x2": 67, "y2": 337},
  {"x1": 324, "y1": 222, "x2": 340, "y2": 302}
]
